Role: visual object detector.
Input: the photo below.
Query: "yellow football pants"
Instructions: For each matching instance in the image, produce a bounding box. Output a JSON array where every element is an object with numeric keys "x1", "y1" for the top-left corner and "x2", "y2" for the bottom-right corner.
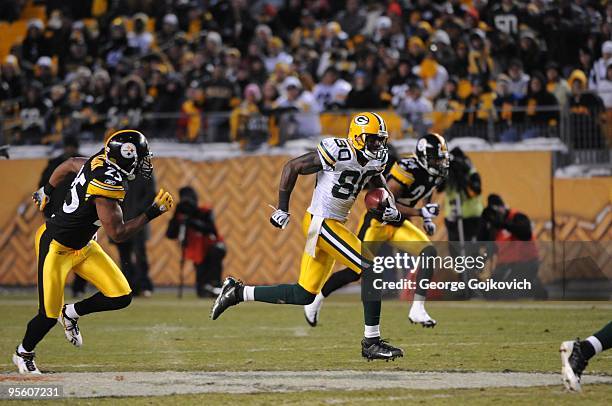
[
  {"x1": 356, "y1": 211, "x2": 431, "y2": 255},
  {"x1": 35, "y1": 224, "x2": 132, "y2": 318},
  {"x1": 298, "y1": 213, "x2": 373, "y2": 294}
]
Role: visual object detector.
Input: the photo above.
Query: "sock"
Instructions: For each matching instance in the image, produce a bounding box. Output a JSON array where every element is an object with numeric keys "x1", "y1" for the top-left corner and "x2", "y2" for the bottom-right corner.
[
  {"x1": 74, "y1": 292, "x2": 131, "y2": 316},
  {"x1": 364, "y1": 325, "x2": 380, "y2": 339},
  {"x1": 17, "y1": 344, "x2": 27, "y2": 354},
  {"x1": 310, "y1": 292, "x2": 324, "y2": 307},
  {"x1": 363, "y1": 299, "x2": 381, "y2": 328},
  {"x1": 412, "y1": 293, "x2": 426, "y2": 309},
  {"x1": 253, "y1": 284, "x2": 315, "y2": 305},
  {"x1": 580, "y1": 339, "x2": 597, "y2": 360},
  {"x1": 593, "y1": 321, "x2": 612, "y2": 352},
  {"x1": 22, "y1": 313, "x2": 57, "y2": 352},
  {"x1": 415, "y1": 246, "x2": 436, "y2": 297},
  {"x1": 64, "y1": 303, "x2": 79, "y2": 319},
  {"x1": 242, "y1": 286, "x2": 255, "y2": 302},
  {"x1": 321, "y1": 268, "x2": 360, "y2": 297}
]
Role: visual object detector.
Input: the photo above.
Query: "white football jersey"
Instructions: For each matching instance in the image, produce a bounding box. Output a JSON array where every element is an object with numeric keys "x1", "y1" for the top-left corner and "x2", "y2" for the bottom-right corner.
[{"x1": 308, "y1": 137, "x2": 387, "y2": 221}]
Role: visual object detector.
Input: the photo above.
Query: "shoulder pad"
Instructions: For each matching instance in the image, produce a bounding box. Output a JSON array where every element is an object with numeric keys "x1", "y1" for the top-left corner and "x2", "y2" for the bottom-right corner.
[
  {"x1": 390, "y1": 157, "x2": 420, "y2": 187},
  {"x1": 86, "y1": 165, "x2": 126, "y2": 201},
  {"x1": 317, "y1": 137, "x2": 352, "y2": 168}
]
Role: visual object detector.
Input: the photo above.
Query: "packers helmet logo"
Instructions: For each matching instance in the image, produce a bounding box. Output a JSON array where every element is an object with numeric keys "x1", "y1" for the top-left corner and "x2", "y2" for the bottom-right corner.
[
  {"x1": 354, "y1": 115, "x2": 370, "y2": 125},
  {"x1": 120, "y1": 142, "x2": 137, "y2": 159}
]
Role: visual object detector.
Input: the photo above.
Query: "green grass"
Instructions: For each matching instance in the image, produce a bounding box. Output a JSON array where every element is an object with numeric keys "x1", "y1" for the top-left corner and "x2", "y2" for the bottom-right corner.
[{"x1": 1, "y1": 291, "x2": 611, "y2": 403}]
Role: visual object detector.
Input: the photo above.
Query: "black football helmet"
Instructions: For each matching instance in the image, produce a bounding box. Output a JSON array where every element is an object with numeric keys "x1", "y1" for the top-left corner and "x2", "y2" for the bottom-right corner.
[
  {"x1": 415, "y1": 133, "x2": 449, "y2": 178},
  {"x1": 104, "y1": 129, "x2": 152, "y2": 180}
]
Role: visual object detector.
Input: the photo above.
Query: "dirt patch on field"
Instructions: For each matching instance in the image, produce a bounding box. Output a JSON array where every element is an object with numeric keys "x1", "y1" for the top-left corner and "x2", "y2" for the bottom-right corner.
[{"x1": 1, "y1": 371, "x2": 611, "y2": 398}]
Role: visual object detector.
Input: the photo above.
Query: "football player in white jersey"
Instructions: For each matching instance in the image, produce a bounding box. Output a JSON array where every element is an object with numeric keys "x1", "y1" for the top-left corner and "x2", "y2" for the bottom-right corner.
[{"x1": 211, "y1": 112, "x2": 404, "y2": 361}]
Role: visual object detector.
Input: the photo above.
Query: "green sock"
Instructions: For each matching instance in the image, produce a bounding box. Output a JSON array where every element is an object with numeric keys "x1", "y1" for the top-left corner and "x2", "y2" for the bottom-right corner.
[{"x1": 254, "y1": 284, "x2": 315, "y2": 305}]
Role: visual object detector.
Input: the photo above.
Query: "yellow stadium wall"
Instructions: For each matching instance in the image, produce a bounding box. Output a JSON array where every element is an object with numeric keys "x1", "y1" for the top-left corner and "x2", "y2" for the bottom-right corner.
[{"x1": 0, "y1": 151, "x2": 609, "y2": 287}]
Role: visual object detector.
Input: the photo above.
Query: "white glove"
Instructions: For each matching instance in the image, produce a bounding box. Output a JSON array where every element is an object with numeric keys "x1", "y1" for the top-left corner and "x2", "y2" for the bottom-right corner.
[
  {"x1": 32, "y1": 186, "x2": 51, "y2": 211},
  {"x1": 270, "y1": 209, "x2": 290, "y2": 229},
  {"x1": 420, "y1": 203, "x2": 440, "y2": 219},
  {"x1": 382, "y1": 206, "x2": 401, "y2": 222},
  {"x1": 423, "y1": 218, "x2": 436, "y2": 236}
]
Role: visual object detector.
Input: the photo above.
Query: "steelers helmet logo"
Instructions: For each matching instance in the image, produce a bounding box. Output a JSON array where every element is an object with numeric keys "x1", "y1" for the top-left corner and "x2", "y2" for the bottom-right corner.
[
  {"x1": 417, "y1": 138, "x2": 428, "y2": 152},
  {"x1": 354, "y1": 115, "x2": 370, "y2": 125},
  {"x1": 120, "y1": 142, "x2": 137, "y2": 159}
]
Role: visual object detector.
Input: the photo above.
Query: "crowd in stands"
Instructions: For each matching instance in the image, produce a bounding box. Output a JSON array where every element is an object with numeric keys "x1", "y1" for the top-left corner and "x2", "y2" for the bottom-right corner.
[{"x1": 0, "y1": 0, "x2": 610, "y2": 149}]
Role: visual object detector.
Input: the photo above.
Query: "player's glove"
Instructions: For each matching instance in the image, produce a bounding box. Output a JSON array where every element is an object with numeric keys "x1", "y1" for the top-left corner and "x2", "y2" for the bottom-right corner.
[
  {"x1": 382, "y1": 205, "x2": 401, "y2": 223},
  {"x1": 270, "y1": 209, "x2": 290, "y2": 229},
  {"x1": 420, "y1": 203, "x2": 440, "y2": 219},
  {"x1": 145, "y1": 189, "x2": 174, "y2": 220},
  {"x1": 423, "y1": 218, "x2": 436, "y2": 236},
  {"x1": 32, "y1": 184, "x2": 54, "y2": 211}
]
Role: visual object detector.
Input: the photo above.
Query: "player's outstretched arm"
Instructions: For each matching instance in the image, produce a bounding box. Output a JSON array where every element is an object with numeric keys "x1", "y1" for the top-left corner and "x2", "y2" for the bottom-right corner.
[
  {"x1": 33, "y1": 157, "x2": 88, "y2": 211},
  {"x1": 96, "y1": 189, "x2": 173, "y2": 242},
  {"x1": 270, "y1": 152, "x2": 322, "y2": 229}
]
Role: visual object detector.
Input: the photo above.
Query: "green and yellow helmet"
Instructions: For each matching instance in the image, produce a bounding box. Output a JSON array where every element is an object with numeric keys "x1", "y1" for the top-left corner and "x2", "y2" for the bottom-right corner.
[{"x1": 347, "y1": 112, "x2": 388, "y2": 160}]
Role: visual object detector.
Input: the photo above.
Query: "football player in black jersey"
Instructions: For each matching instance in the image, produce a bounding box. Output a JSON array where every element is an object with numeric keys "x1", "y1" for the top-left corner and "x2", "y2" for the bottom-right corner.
[
  {"x1": 12, "y1": 130, "x2": 174, "y2": 374},
  {"x1": 304, "y1": 133, "x2": 449, "y2": 329}
]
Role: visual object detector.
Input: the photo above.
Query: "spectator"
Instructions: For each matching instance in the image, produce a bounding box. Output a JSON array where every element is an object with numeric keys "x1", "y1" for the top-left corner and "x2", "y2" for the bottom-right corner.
[
  {"x1": 128, "y1": 13, "x2": 154, "y2": 56},
  {"x1": 345, "y1": 71, "x2": 380, "y2": 109},
  {"x1": 276, "y1": 76, "x2": 320, "y2": 142},
  {"x1": 567, "y1": 69, "x2": 605, "y2": 149},
  {"x1": 230, "y1": 83, "x2": 269, "y2": 150},
  {"x1": 596, "y1": 61, "x2": 612, "y2": 108},
  {"x1": 518, "y1": 73, "x2": 559, "y2": 140},
  {"x1": 451, "y1": 77, "x2": 495, "y2": 140},
  {"x1": 17, "y1": 82, "x2": 52, "y2": 145},
  {"x1": 336, "y1": 0, "x2": 366, "y2": 38},
  {"x1": 589, "y1": 40, "x2": 612, "y2": 90},
  {"x1": 545, "y1": 62, "x2": 571, "y2": 107},
  {"x1": 178, "y1": 81, "x2": 205, "y2": 142},
  {"x1": 264, "y1": 37, "x2": 293, "y2": 73},
  {"x1": 396, "y1": 81, "x2": 433, "y2": 136},
  {"x1": 506, "y1": 59, "x2": 530, "y2": 101},
  {"x1": 312, "y1": 66, "x2": 351, "y2": 111},
  {"x1": 20, "y1": 19, "x2": 46, "y2": 75},
  {"x1": 166, "y1": 186, "x2": 226, "y2": 298}
]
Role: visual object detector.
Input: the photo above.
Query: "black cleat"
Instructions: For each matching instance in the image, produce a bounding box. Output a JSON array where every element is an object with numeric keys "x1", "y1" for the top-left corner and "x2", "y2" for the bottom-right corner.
[
  {"x1": 210, "y1": 277, "x2": 243, "y2": 320},
  {"x1": 560, "y1": 339, "x2": 589, "y2": 392},
  {"x1": 361, "y1": 338, "x2": 404, "y2": 361}
]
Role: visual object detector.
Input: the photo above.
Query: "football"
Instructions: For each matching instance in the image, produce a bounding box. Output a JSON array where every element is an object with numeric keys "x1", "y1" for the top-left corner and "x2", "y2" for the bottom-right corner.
[{"x1": 364, "y1": 188, "x2": 389, "y2": 211}]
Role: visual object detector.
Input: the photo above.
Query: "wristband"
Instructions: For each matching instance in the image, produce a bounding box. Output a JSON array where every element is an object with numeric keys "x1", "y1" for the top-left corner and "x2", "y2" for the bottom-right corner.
[
  {"x1": 144, "y1": 205, "x2": 161, "y2": 221},
  {"x1": 43, "y1": 183, "x2": 55, "y2": 196}
]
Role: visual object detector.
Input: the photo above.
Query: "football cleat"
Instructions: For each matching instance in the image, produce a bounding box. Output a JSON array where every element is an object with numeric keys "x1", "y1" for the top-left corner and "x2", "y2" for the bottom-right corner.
[
  {"x1": 361, "y1": 338, "x2": 404, "y2": 361},
  {"x1": 58, "y1": 305, "x2": 83, "y2": 347},
  {"x1": 409, "y1": 303, "x2": 437, "y2": 328},
  {"x1": 303, "y1": 294, "x2": 324, "y2": 327},
  {"x1": 12, "y1": 347, "x2": 41, "y2": 374},
  {"x1": 210, "y1": 277, "x2": 242, "y2": 320},
  {"x1": 560, "y1": 339, "x2": 588, "y2": 392}
]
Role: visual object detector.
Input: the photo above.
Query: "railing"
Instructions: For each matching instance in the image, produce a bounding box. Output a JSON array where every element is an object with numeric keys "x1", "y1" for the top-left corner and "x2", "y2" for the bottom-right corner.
[{"x1": 0, "y1": 104, "x2": 610, "y2": 164}]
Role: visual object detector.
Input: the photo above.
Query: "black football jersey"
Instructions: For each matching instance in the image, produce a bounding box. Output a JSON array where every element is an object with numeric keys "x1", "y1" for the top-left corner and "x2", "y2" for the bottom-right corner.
[
  {"x1": 387, "y1": 154, "x2": 444, "y2": 207},
  {"x1": 46, "y1": 149, "x2": 126, "y2": 249}
]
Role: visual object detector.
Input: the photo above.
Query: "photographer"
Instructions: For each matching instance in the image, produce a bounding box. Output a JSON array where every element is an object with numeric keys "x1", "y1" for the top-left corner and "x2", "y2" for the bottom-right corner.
[
  {"x1": 440, "y1": 147, "x2": 483, "y2": 254},
  {"x1": 478, "y1": 194, "x2": 547, "y2": 299},
  {"x1": 166, "y1": 186, "x2": 225, "y2": 298}
]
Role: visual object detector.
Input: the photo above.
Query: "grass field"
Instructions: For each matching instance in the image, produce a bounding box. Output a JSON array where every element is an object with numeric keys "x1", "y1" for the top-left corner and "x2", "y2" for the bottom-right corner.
[{"x1": 0, "y1": 291, "x2": 611, "y2": 404}]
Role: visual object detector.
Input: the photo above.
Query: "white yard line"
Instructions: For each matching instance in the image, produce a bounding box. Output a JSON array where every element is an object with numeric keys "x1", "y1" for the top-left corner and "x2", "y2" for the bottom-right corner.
[{"x1": 1, "y1": 370, "x2": 611, "y2": 398}]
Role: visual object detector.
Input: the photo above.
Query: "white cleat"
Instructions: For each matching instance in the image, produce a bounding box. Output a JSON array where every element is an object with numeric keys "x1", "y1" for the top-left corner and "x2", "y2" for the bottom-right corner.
[
  {"x1": 58, "y1": 305, "x2": 83, "y2": 347},
  {"x1": 560, "y1": 340, "x2": 585, "y2": 392},
  {"x1": 13, "y1": 348, "x2": 41, "y2": 374},
  {"x1": 408, "y1": 303, "x2": 437, "y2": 328},
  {"x1": 304, "y1": 293, "x2": 324, "y2": 327}
]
